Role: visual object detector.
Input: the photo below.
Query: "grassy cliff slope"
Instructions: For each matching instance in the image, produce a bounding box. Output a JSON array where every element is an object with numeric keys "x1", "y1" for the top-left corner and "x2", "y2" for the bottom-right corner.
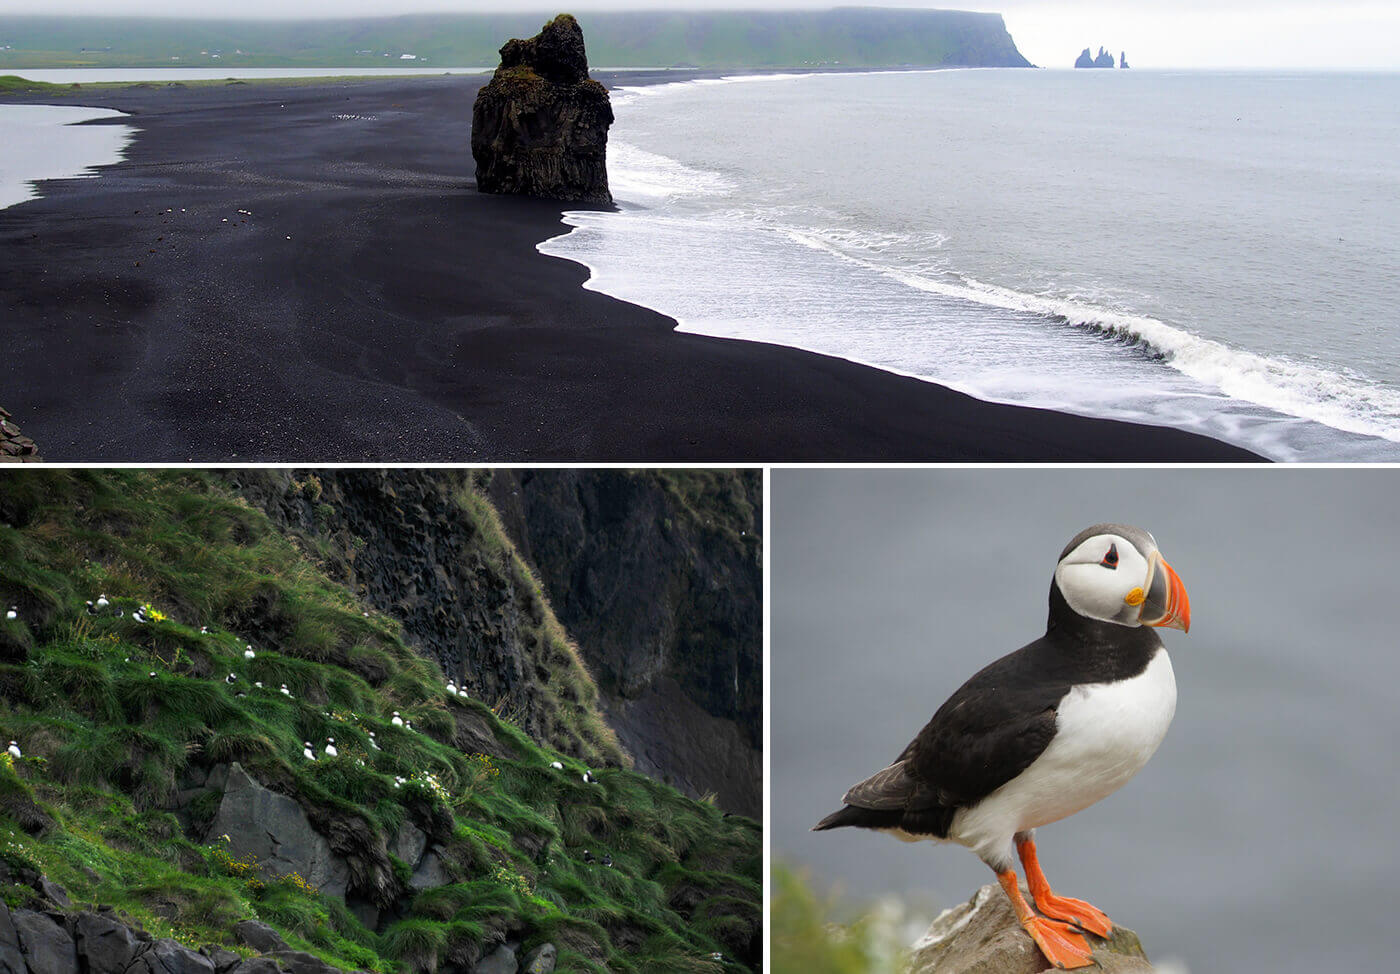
[{"x1": 0, "y1": 471, "x2": 759, "y2": 973}]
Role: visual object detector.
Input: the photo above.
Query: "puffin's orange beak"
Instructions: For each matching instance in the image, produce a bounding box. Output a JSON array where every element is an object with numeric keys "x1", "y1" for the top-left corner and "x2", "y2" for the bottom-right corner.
[{"x1": 1141, "y1": 553, "x2": 1190, "y2": 632}]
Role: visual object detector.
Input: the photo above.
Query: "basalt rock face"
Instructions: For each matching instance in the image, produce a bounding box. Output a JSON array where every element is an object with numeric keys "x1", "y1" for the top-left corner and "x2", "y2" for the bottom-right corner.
[
  {"x1": 910, "y1": 883, "x2": 1155, "y2": 974},
  {"x1": 471, "y1": 14, "x2": 613, "y2": 203},
  {"x1": 488, "y1": 470, "x2": 762, "y2": 817}
]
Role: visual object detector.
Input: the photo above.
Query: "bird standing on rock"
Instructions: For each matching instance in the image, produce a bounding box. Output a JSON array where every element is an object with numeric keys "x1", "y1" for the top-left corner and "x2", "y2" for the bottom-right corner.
[{"x1": 814, "y1": 524, "x2": 1191, "y2": 970}]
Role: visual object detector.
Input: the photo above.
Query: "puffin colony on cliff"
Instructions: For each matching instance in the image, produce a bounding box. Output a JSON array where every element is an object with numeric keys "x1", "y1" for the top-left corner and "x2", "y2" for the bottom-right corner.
[{"x1": 814, "y1": 524, "x2": 1191, "y2": 970}]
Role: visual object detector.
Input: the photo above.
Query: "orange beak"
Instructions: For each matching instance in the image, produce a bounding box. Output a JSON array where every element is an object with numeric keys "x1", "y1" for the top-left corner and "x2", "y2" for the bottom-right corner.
[{"x1": 1142, "y1": 553, "x2": 1190, "y2": 633}]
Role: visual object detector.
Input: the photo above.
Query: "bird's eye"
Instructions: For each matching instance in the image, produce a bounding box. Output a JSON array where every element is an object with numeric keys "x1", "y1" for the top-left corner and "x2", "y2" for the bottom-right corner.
[{"x1": 1100, "y1": 543, "x2": 1119, "y2": 569}]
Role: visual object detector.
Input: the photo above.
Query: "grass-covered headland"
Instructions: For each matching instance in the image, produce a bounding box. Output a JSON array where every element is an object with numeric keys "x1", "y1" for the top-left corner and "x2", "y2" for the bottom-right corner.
[{"x1": 0, "y1": 471, "x2": 759, "y2": 973}]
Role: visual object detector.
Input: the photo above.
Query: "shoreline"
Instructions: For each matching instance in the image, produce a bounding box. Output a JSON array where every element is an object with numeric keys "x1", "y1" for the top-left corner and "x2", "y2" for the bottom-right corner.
[{"x1": 0, "y1": 73, "x2": 1261, "y2": 461}]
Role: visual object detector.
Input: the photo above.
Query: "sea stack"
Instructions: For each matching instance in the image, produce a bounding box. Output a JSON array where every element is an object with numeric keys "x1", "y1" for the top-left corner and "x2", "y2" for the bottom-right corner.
[{"x1": 471, "y1": 14, "x2": 614, "y2": 203}]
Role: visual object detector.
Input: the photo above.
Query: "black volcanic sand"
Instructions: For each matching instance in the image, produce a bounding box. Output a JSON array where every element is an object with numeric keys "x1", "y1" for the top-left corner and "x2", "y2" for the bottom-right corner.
[{"x1": 0, "y1": 75, "x2": 1260, "y2": 461}]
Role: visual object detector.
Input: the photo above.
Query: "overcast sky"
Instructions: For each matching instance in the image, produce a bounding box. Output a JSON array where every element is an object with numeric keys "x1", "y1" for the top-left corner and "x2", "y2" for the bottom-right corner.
[{"x1": 0, "y1": 1, "x2": 1396, "y2": 69}]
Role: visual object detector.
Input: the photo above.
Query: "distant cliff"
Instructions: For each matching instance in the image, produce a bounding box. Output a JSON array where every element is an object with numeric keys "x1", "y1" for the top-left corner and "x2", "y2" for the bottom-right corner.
[{"x1": 0, "y1": 10, "x2": 1033, "y2": 69}]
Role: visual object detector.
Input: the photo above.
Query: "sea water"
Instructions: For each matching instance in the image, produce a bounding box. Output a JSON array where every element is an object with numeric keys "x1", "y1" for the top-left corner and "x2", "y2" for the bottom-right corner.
[
  {"x1": 0, "y1": 104, "x2": 132, "y2": 210},
  {"x1": 540, "y1": 69, "x2": 1400, "y2": 460}
]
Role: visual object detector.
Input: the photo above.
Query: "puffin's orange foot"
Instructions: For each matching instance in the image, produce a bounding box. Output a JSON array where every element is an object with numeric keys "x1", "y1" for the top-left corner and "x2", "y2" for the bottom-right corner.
[
  {"x1": 1032, "y1": 891, "x2": 1114, "y2": 939},
  {"x1": 1019, "y1": 915, "x2": 1095, "y2": 970}
]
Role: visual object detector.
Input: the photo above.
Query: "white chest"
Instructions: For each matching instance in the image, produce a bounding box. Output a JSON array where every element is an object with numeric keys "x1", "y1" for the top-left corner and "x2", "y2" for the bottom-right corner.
[{"x1": 950, "y1": 648, "x2": 1177, "y2": 862}]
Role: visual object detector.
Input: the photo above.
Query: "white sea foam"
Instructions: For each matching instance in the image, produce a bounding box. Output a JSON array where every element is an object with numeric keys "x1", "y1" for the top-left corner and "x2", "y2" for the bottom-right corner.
[
  {"x1": 607, "y1": 141, "x2": 735, "y2": 200},
  {"x1": 555, "y1": 69, "x2": 1400, "y2": 460},
  {"x1": 783, "y1": 226, "x2": 1400, "y2": 444}
]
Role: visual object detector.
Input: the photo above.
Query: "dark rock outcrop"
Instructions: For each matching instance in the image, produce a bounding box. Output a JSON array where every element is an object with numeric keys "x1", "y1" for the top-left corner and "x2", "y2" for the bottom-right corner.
[
  {"x1": 489, "y1": 470, "x2": 762, "y2": 817},
  {"x1": 471, "y1": 14, "x2": 613, "y2": 203},
  {"x1": 1120, "y1": 51, "x2": 1130, "y2": 69},
  {"x1": 909, "y1": 884, "x2": 1155, "y2": 973},
  {"x1": 204, "y1": 764, "x2": 350, "y2": 899}
]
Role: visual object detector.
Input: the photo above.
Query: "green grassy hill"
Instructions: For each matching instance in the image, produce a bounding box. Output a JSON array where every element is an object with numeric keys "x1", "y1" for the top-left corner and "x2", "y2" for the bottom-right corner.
[
  {"x1": 0, "y1": 9, "x2": 1031, "y2": 70},
  {"x1": 0, "y1": 471, "x2": 759, "y2": 973}
]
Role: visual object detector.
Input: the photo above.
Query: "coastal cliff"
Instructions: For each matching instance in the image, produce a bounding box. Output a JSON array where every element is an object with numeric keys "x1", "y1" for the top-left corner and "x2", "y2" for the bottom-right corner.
[
  {"x1": 470, "y1": 14, "x2": 613, "y2": 203},
  {"x1": 0, "y1": 470, "x2": 760, "y2": 973},
  {"x1": 487, "y1": 471, "x2": 762, "y2": 818},
  {"x1": 910, "y1": 884, "x2": 1155, "y2": 973}
]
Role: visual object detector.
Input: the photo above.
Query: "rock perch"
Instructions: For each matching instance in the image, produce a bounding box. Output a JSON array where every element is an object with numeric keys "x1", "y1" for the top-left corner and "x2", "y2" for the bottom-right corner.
[
  {"x1": 909, "y1": 883, "x2": 1156, "y2": 974},
  {"x1": 471, "y1": 14, "x2": 614, "y2": 203}
]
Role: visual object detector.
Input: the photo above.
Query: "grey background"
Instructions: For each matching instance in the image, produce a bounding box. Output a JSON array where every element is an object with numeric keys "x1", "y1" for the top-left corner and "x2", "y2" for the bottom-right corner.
[{"x1": 773, "y1": 468, "x2": 1400, "y2": 972}]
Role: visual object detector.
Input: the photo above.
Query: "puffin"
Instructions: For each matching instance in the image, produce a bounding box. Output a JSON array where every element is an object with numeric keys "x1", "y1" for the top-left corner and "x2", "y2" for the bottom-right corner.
[
  {"x1": 581, "y1": 770, "x2": 595, "y2": 784},
  {"x1": 6, "y1": 606, "x2": 17, "y2": 621},
  {"x1": 550, "y1": 761, "x2": 564, "y2": 770},
  {"x1": 813, "y1": 524, "x2": 1191, "y2": 970},
  {"x1": 244, "y1": 646, "x2": 256, "y2": 660},
  {"x1": 302, "y1": 742, "x2": 316, "y2": 761},
  {"x1": 391, "y1": 712, "x2": 404, "y2": 727},
  {"x1": 6, "y1": 741, "x2": 20, "y2": 759},
  {"x1": 96, "y1": 595, "x2": 109, "y2": 609},
  {"x1": 324, "y1": 738, "x2": 338, "y2": 757}
]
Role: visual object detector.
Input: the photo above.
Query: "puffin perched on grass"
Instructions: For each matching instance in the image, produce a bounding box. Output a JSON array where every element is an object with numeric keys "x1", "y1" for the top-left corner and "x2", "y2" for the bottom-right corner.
[{"x1": 814, "y1": 524, "x2": 1190, "y2": 970}]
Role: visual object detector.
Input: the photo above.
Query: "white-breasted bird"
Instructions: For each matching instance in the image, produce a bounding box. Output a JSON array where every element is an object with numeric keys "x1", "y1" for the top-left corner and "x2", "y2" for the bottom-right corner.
[
  {"x1": 581, "y1": 770, "x2": 595, "y2": 784},
  {"x1": 550, "y1": 761, "x2": 564, "y2": 770},
  {"x1": 813, "y1": 524, "x2": 1191, "y2": 971},
  {"x1": 6, "y1": 607, "x2": 16, "y2": 621},
  {"x1": 96, "y1": 594, "x2": 109, "y2": 609},
  {"x1": 6, "y1": 741, "x2": 20, "y2": 759},
  {"x1": 225, "y1": 673, "x2": 237, "y2": 684},
  {"x1": 391, "y1": 712, "x2": 404, "y2": 727},
  {"x1": 303, "y1": 742, "x2": 316, "y2": 761},
  {"x1": 324, "y1": 738, "x2": 338, "y2": 757},
  {"x1": 244, "y1": 646, "x2": 255, "y2": 659},
  {"x1": 368, "y1": 732, "x2": 381, "y2": 751},
  {"x1": 279, "y1": 684, "x2": 291, "y2": 697}
]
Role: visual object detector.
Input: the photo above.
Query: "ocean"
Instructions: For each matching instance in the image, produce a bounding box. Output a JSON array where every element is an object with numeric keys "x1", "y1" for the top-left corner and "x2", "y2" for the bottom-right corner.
[
  {"x1": 540, "y1": 69, "x2": 1400, "y2": 460},
  {"x1": 0, "y1": 104, "x2": 132, "y2": 210},
  {"x1": 772, "y1": 468, "x2": 1400, "y2": 973}
]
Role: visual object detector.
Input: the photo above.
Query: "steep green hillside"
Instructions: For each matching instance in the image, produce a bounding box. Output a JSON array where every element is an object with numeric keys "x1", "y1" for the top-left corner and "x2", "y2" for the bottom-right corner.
[
  {"x1": 0, "y1": 9, "x2": 1031, "y2": 70},
  {"x1": 0, "y1": 471, "x2": 760, "y2": 973}
]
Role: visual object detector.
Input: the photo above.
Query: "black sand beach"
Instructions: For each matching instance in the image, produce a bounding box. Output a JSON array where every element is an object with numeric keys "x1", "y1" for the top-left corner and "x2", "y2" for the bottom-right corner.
[{"x1": 0, "y1": 74, "x2": 1260, "y2": 461}]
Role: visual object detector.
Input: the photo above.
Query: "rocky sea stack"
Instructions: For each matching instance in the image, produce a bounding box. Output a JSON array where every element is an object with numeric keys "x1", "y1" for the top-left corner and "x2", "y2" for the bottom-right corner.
[{"x1": 471, "y1": 14, "x2": 613, "y2": 203}]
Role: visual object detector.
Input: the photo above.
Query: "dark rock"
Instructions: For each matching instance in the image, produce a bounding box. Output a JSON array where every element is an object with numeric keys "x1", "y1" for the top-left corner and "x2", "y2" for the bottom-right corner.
[
  {"x1": 266, "y1": 951, "x2": 337, "y2": 974},
  {"x1": 206, "y1": 765, "x2": 348, "y2": 899},
  {"x1": 519, "y1": 943, "x2": 555, "y2": 974},
  {"x1": 125, "y1": 940, "x2": 215, "y2": 974},
  {"x1": 389, "y1": 823, "x2": 427, "y2": 870},
  {"x1": 35, "y1": 883, "x2": 67, "y2": 911},
  {"x1": 226, "y1": 960, "x2": 279, "y2": 974},
  {"x1": 408, "y1": 849, "x2": 449, "y2": 891},
  {"x1": 74, "y1": 912, "x2": 142, "y2": 974},
  {"x1": 200, "y1": 949, "x2": 240, "y2": 974},
  {"x1": 909, "y1": 883, "x2": 1154, "y2": 973},
  {"x1": 0, "y1": 901, "x2": 28, "y2": 974},
  {"x1": 472, "y1": 945, "x2": 517, "y2": 974},
  {"x1": 10, "y1": 910, "x2": 75, "y2": 974},
  {"x1": 232, "y1": 921, "x2": 287, "y2": 955},
  {"x1": 1120, "y1": 51, "x2": 1130, "y2": 68},
  {"x1": 471, "y1": 15, "x2": 613, "y2": 203}
]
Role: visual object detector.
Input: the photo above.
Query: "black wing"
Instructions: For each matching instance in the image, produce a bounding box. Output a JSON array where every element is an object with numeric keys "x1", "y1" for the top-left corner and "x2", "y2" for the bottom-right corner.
[{"x1": 815, "y1": 636, "x2": 1068, "y2": 837}]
